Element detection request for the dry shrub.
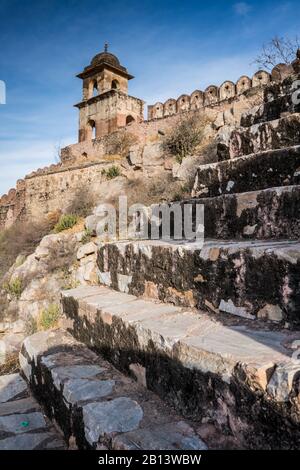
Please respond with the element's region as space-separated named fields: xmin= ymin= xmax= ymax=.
xmin=46 ymin=237 xmax=77 ymax=273
xmin=65 ymin=186 xmax=97 ymax=218
xmin=108 ymin=173 xmax=190 ymax=209
xmin=0 ymin=217 xmax=56 ymax=281
xmin=0 ymin=353 xmax=19 ymax=375
xmin=163 ymin=115 xmax=208 ymax=163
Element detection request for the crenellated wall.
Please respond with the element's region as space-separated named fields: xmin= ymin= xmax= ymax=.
xmin=0 ymin=58 xmax=297 ymax=231
xmin=147 ymin=63 xmax=294 ymax=120
xmin=0 ymin=179 xmax=26 ymax=229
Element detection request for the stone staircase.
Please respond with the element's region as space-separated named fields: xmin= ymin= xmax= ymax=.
xmin=12 ymin=74 xmax=300 ymax=450
xmin=95 ymin=77 xmax=300 ymax=329
xmin=60 ymin=285 xmax=300 ymax=449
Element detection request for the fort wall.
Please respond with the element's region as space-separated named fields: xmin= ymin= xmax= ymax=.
xmin=0 ymin=60 xmax=295 ymax=230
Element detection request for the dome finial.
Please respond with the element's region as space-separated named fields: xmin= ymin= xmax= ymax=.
xmin=104 ymin=42 xmax=108 ymax=53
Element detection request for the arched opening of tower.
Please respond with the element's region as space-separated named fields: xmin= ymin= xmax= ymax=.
xmin=88 ymin=120 xmax=96 ymax=140
xmin=92 ymin=81 xmax=98 ymax=97
xmin=111 ymin=79 xmax=119 ymax=90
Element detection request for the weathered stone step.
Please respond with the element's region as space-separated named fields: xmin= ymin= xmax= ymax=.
xmin=176 ymin=185 xmax=300 ymax=240
xmin=61 ymin=285 xmax=300 ymax=449
xmin=219 ymin=114 xmax=300 ymax=159
xmin=192 ymin=145 xmax=300 ymax=198
xmin=20 ymin=329 xmax=208 ymax=450
xmin=241 ymin=85 xmax=300 ymax=127
xmin=97 ymin=239 xmax=300 ymax=327
xmin=0 ymin=373 xmax=65 ymax=450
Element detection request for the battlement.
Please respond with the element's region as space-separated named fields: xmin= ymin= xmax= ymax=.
xmin=147 ymin=63 xmax=294 ymax=120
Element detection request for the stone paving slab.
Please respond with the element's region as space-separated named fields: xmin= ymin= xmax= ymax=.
xmin=0 ymin=397 xmax=38 ymax=417
xmin=0 ymin=432 xmax=64 ymax=450
xmin=0 ymin=372 xmax=65 ymax=450
xmin=112 ymin=421 xmax=207 ymax=450
xmin=0 ymin=374 xmax=28 ymax=403
xmin=20 ymin=329 xmax=208 ymax=450
xmin=62 ymin=286 xmax=300 ymax=449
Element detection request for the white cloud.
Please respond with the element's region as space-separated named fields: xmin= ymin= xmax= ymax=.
xmin=234 ymin=2 xmax=252 ymax=16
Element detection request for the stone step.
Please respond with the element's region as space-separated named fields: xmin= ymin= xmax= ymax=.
xmin=0 ymin=373 xmax=65 ymax=450
xmin=219 ymin=114 xmax=300 ymax=159
xmin=97 ymin=239 xmax=300 ymax=327
xmin=241 ymin=91 xmax=300 ymax=127
xmin=20 ymin=329 xmax=208 ymax=450
xmin=61 ymin=285 xmax=300 ymax=449
xmin=176 ymin=185 xmax=300 ymax=240
xmin=192 ymin=145 xmax=300 ymax=198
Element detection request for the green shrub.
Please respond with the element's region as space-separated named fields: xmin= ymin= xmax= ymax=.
xmin=54 ymin=214 xmax=78 ymax=233
xmin=38 ymin=304 xmax=60 ymax=330
xmin=101 ymin=165 xmax=121 ymax=180
xmin=3 ymin=277 xmax=23 ymax=300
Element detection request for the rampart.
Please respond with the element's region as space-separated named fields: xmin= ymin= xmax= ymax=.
xmin=0 ymin=60 xmax=296 ymax=230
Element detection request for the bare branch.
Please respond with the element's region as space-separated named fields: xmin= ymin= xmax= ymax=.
xmin=253 ymin=35 xmax=300 ymax=71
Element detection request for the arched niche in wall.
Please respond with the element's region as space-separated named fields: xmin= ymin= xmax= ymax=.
xmin=190 ymin=90 xmax=204 ymax=110
xmin=163 ymin=98 xmax=177 ymax=116
xmin=204 ymin=85 xmax=218 ymax=106
xmin=176 ymin=94 xmax=190 ymax=112
xmin=236 ymin=75 xmax=252 ymax=95
xmin=252 ymin=70 xmax=271 ymax=87
xmin=219 ymin=81 xmax=236 ymax=101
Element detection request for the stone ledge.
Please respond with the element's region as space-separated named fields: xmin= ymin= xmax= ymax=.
xmin=97 ymin=238 xmax=300 ymax=326
xmin=192 ymin=145 xmax=300 ymax=197
xmin=61 ymin=286 xmax=300 ymax=449
xmin=174 ymin=185 xmax=300 ymax=240
xmin=219 ymin=113 xmax=300 ymax=159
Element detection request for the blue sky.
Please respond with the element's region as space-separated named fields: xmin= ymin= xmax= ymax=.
xmin=0 ymin=0 xmax=299 ymax=194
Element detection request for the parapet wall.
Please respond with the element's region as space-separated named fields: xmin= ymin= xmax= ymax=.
xmin=148 ymin=63 xmax=294 ymax=120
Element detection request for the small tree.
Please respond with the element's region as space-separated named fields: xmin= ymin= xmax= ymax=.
xmin=163 ymin=116 xmax=206 ymax=163
xmin=253 ymin=35 xmax=300 ymax=70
